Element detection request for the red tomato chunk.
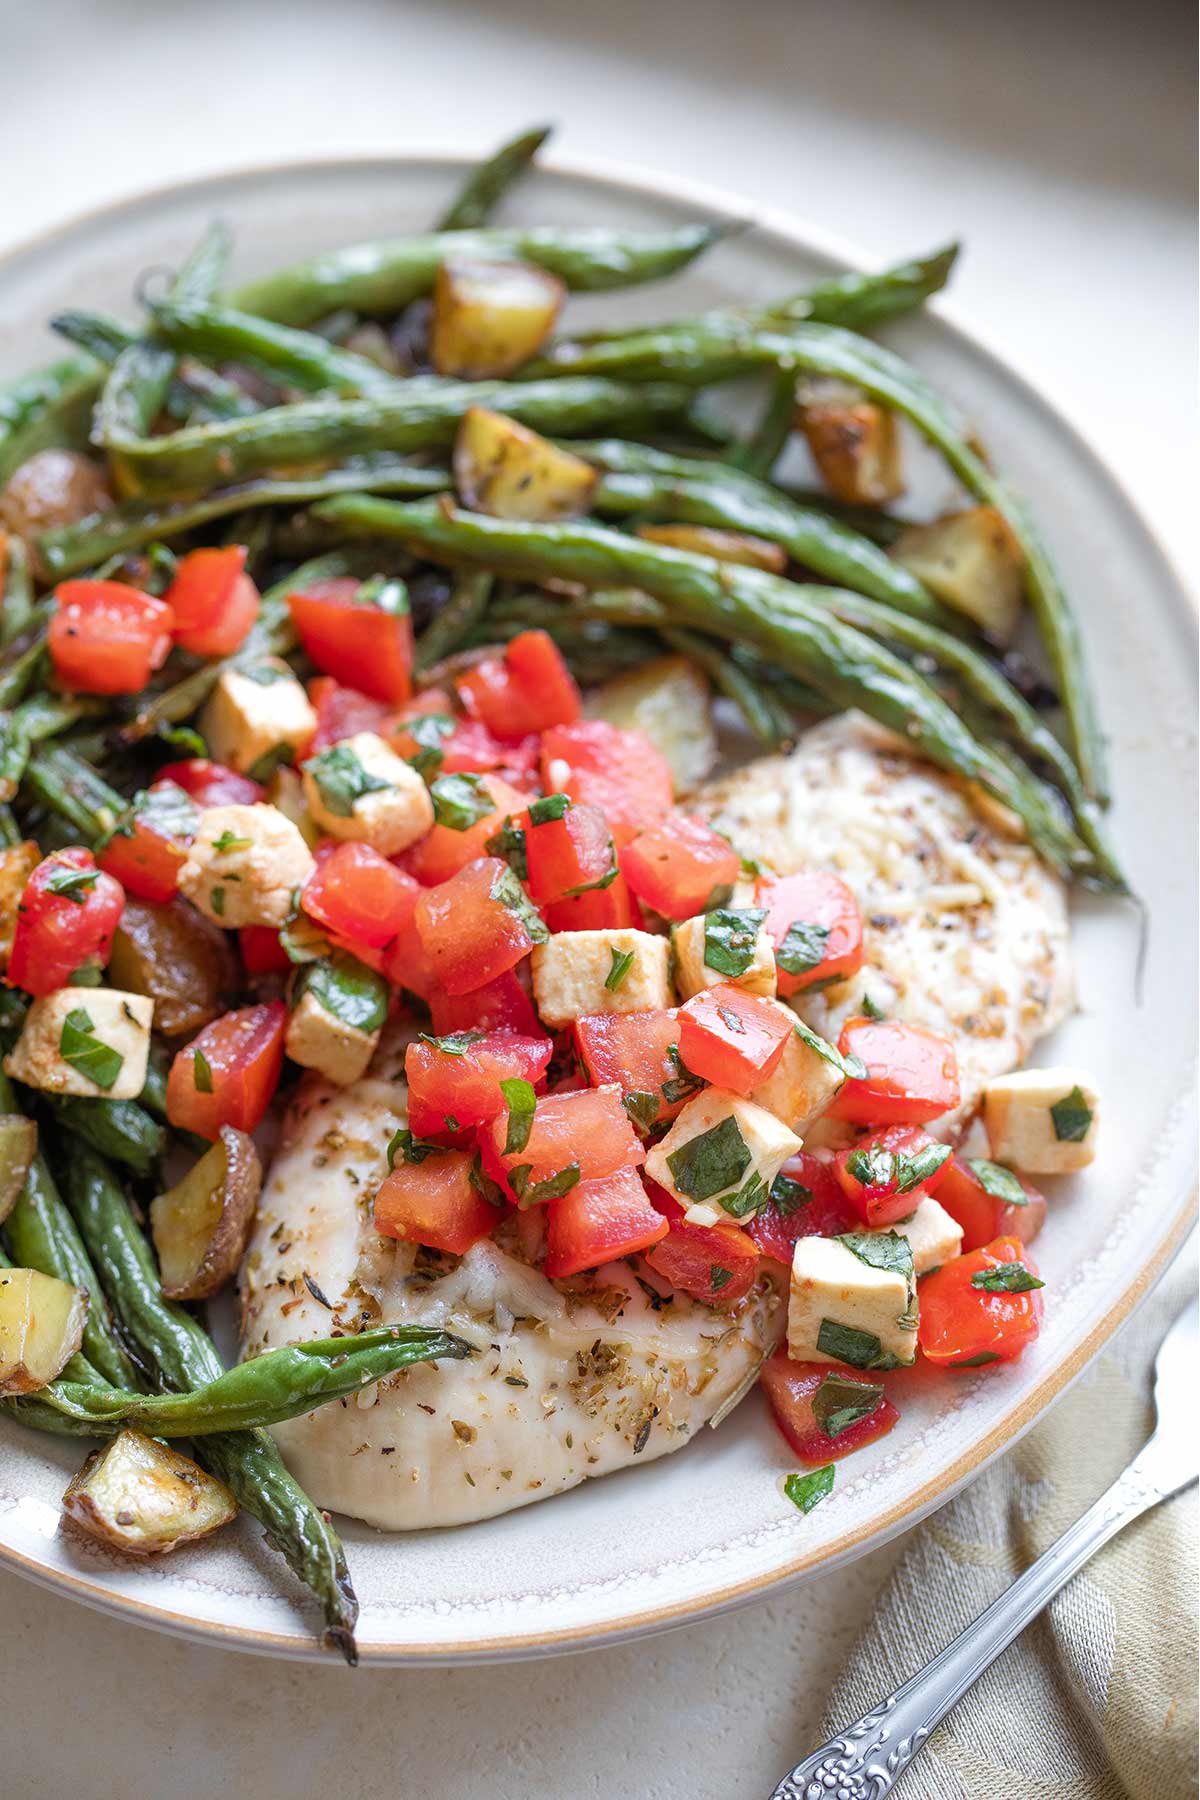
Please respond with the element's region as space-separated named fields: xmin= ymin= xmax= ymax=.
xmin=573 ymin=1007 xmax=694 ymax=1129
xmin=428 ymin=968 xmax=541 ymax=1039
xmin=833 ymin=1123 xmax=952 ymax=1228
xmin=521 ymin=798 xmax=614 ymax=906
xmin=827 ymin=1018 xmax=960 ymax=1124
xmin=400 ymin=774 xmax=533 ymax=887
xmin=623 ymin=815 xmax=740 ymax=920
xmin=483 ymin=1084 xmax=642 ymax=1200
xmin=8 ymin=848 xmax=124 ymax=994
xmin=166 ymin=1000 xmax=287 ymax=1140
xmin=239 ymin=926 xmax=293 ymax=975
xmin=540 ymin=720 xmax=673 ymax=846
xmin=302 ymin=841 xmax=419 ymax=953
xmin=457 ymin=629 xmax=581 ymax=739
xmin=165 ymin=546 xmax=258 ymax=657
xmin=759 ymin=1350 xmax=899 ymax=1464
xmin=49 ymin=580 xmax=173 ymax=695
xmin=644 ymin=1187 xmax=761 ymax=1307
xmin=307 ymin=677 xmax=392 ymax=753
xmin=98 ymin=781 xmax=198 ymax=904
xmin=155 ymin=759 xmax=263 ymax=808
xmin=677 ymin=983 xmax=792 ymax=1093
xmin=756 ymin=870 xmax=864 ymax=996
xmin=374 ymin=1150 xmax=500 ymax=1255
xmin=543 ymin=1168 xmax=668 ymax=1278
xmin=288 ymin=575 xmax=413 ymax=704
xmin=918 ymin=1234 xmax=1044 ymax=1369
xmin=935 ymin=1156 xmax=1047 ymax=1254
xmin=405 ymin=1030 xmax=552 ymax=1129
xmin=414 ymin=856 xmax=545 ymax=995
xmin=543 ymin=870 xmax=643 ymax=932
xmin=746 ymin=1153 xmax=859 ymax=1265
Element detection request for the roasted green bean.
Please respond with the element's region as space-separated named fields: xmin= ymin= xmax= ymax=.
xmin=437 ymin=126 xmax=553 ymax=230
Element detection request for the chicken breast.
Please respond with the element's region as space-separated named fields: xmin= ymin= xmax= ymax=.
xmin=693 ymin=712 xmax=1074 ymax=1137
xmin=240 ymin=1031 xmax=783 ymax=1530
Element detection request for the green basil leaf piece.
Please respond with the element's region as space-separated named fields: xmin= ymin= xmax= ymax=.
xmin=838 ymin=1230 xmax=915 ymax=1285
xmin=666 ymin=1113 xmax=750 ymax=1202
xmin=776 ymin=917 xmax=831 ymax=977
xmin=791 ymin=1017 xmax=866 ymax=1082
xmin=605 ymin=947 xmax=635 ymax=991
xmin=402 ymin=713 xmax=455 ymax=781
xmin=301 ymin=954 xmax=389 ymax=1034
xmin=769 ymin=1172 xmax=812 ymax=1216
xmin=970 ymin=1261 xmax=1045 ymax=1294
xmin=710 ymin=1265 xmax=733 ymax=1292
xmin=430 ymin=771 xmax=493 ymax=831
xmin=783 ymin=1465 xmax=835 ymax=1514
xmin=528 ymin=793 xmax=570 ymax=825
xmin=211 ymin=829 xmax=251 ymax=854
xmin=661 ymin=1044 xmax=705 ymax=1106
xmin=59 ymin=1007 xmax=124 ymax=1092
xmin=815 ymin=1317 xmax=904 ymax=1370
xmin=508 ymin=1161 xmax=581 ymax=1207
xmin=1050 ymin=1086 xmax=1094 ymax=1143
xmin=387 ymin=1128 xmax=442 ymax=1169
xmin=967 ymin=1158 xmax=1027 ymax=1205
xmin=488 ymin=864 xmax=549 ymax=945
xmin=810 ymin=1372 xmax=884 ymax=1439
xmin=703 ymin=906 xmax=767 ymax=977
xmin=500 ymin=1077 xmax=537 ymax=1156
xmin=484 ymin=815 xmax=528 ymax=881
xmin=44 ymin=864 xmax=99 ymax=903
xmin=419 ymin=1030 xmax=486 ymax=1056
xmin=622 ymin=1090 xmax=660 ymax=1133
xmin=304 ymin=744 xmax=391 ymax=818
xmin=192 ymin=1047 xmax=214 ymax=1094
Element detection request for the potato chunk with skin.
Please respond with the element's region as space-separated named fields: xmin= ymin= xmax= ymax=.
xmin=531 ymin=929 xmax=672 ymax=1027
xmin=787 ymin=1234 xmax=918 ymax=1367
xmin=62 ymin=1429 xmax=237 ymax=1556
xmin=0 ymin=840 xmax=40 ymax=967
xmin=585 ymin=654 xmax=717 ymax=793
xmin=431 ymin=257 xmax=565 ymax=378
xmin=178 ymin=803 xmax=315 ymax=929
xmin=150 ymin=1125 xmax=261 ymax=1301
xmin=795 ymin=380 xmax=903 ymax=506
xmin=645 ymin=1086 xmax=801 ymax=1224
xmin=302 ymin=732 xmax=433 ymax=855
xmin=892 ymin=507 xmax=1025 ymax=644
xmin=673 ymin=909 xmax=776 ymax=1000
xmin=453 ymin=406 xmax=598 ymax=521
xmin=0 ymin=1267 xmax=88 ymax=1395
xmin=199 ymin=658 xmax=317 ymax=779
xmin=108 ymin=895 xmax=238 ymax=1037
xmin=4 ymin=989 xmax=153 ymax=1100
xmin=983 ymin=1067 xmax=1098 ymax=1173
xmin=748 ymin=1000 xmax=844 ymax=1132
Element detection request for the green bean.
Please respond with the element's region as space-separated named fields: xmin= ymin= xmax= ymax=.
xmin=49 ymin=1097 xmax=166 ymax=1178
xmin=0 ymin=355 xmax=101 ymax=486
xmin=24 ymin=743 xmax=123 ymax=843
xmin=437 ymin=125 xmax=553 ymax=230
xmin=230 ymin=223 xmax=725 ymax=326
xmin=105 ymin=377 xmax=697 ymax=500
xmin=415 ymin=569 xmax=492 ymax=669
xmin=533 ymin=319 xmax=1106 ymax=799
xmin=0 ymin=604 xmax=53 ymax=711
xmin=51 ymin=310 xmax=136 ymax=367
xmin=53 ymin=309 xmax=256 ymax=426
xmin=730 ymin=371 xmax=796 ymax=479
xmin=150 ymin=300 xmax=405 ymax=399
xmin=0 ymin=713 xmax=30 ymax=802
xmin=315 ymin=495 xmax=1091 ymax=878
xmin=660 ymin=624 xmax=791 ymax=747
xmin=1 ymin=531 xmax=35 ymax=647
xmin=172 ymin=219 xmax=233 ymax=304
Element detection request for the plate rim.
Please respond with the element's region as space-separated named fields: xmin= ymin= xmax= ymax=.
xmin=0 ymin=147 xmax=1195 ymax=1664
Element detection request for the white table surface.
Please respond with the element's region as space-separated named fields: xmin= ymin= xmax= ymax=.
xmin=2 ymin=2 xmax=1193 ymax=1795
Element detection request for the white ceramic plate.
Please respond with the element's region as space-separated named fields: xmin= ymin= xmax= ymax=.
xmin=0 ymin=155 xmax=1194 ymax=1663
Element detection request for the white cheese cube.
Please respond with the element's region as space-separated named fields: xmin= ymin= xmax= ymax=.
xmin=644 ymin=1087 xmax=800 ymax=1222
xmin=302 ymin=732 xmax=433 ymax=856
xmin=748 ymin=1000 xmax=844 ymax=1131
xmin=787 ymin=1234 xmax=918 ymax=1367
xmin=199 ymin=660 xmax=317 ymax=778
xmin=285 ymin=988 xmax=380 ymax=1086
xmin=4 ymin=989 xmax=153 ymax=1100
xmin=179 ymin=803 xmax=315 ymax=929
xmin=890 ymin=1196 xmax=963 ymax=1275
xmin=531 ymin=929 xmax=672 ymax=1027
xmin=983 ymin=1067 xmax=1098 ymax=1173
xmin=673 ymin=910 xmax=776 ymax=1000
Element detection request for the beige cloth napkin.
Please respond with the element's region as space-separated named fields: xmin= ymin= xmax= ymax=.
xmin=822 ymin=1251 xmax=1198 ymax=1800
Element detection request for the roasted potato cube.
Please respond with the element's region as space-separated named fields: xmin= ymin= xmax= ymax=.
xmin=431 ymin=257 xmax=565 ymax=378
xmin=0 ymin=840 xmax=41 ymax=966
xmin=150 ymin=1125 xmax=261 ymax=1300
xmin=585 ymin=653 xmax=717 ymax=793
xmin=453 ymin=406 xmax=598 ymax=521
xmin=0 ymin=1266 xmax=87 ymax=1394
xmin=796 ymin=379 xmax=903 ymax=506
xmin=62 ymin=1428 xmax=237 ymax=1556
xmin=635 ymin=524 xmax=787 ymax=573
xmin=891 ymin=506 xmax=1025 ymax=643
xmin=108 ymin=895 xmax=239 ymax=1038
xmin=0 ymin=1114 xmax=36 ymax=1225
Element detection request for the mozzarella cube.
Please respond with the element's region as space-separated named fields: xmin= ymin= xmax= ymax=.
xmin=787 ymin=1234 xmax=918 ymax=1367
xmin=178 ymin=803 xmax=315 ymax=929
xmin=983 ymin=1067 xmax=1098 ymax=1173
xmin=302 ymin=732 xmax=433 ymax=856
xmin=200 ymin=660 xmax=317 ymax=778
xmin=531 ymin=929 xmax=672 ymax=1027
xmin=285 ymin=988 xmax=380 ymax=1086
xmin=644 ymin=1087 xmax=801 ymax=1222
xmin=749 ymin=1001 xmax=844 ymax=1131
xmin=673 ymin=910 xmax=776 ymax=1000
xmin=4 ymin=988 xmax=153 ymax=1100
xmin=889 ymin=1196 xmax=963 ymax=1275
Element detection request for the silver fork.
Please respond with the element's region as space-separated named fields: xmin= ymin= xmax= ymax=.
xmin=770 ymin=1300 xmax=1198 ymax=1800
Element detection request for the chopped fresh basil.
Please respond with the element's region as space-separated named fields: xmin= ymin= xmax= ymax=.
xmin=211 ymin=829 xmax=252 ymax=854
xmin=845 ymin=1138 xmax=951 ymax=1196
xmin=954 ymin=1350 xmax=1002 ymax=1368
xmin=488 ymin=864 xmax=549 ymax=944
xmin=784 ymin=1465 xmax=834 ymax=1514
xmin=815 ymin=1317 xmax=903 ymax=1370
xmin=247 ymin=742 xmax=295 ymax=785
xmin=792 ymin=1017 xmax=868 ymax=1083
xmin=402 ymin=713 xmax=455 ymax=781
xmin=210 ymin=885 xmax=226 ymax=918
xmin=240 ymin=662 xmax=291 ymax=686
xmin=419 ymin=1029 xmax=486 ymax=1056
xmin=357 ymin=574 xmax=409 ymax=616
xmin=660 ymin=1044 xmax=704 ymax=1106
xmin=301 ymin=955 xmax=389 ymax=1034
xmin=666 ymin=1113 xmax=750 ymax=1202
xmin=279 ymin=916 xmax=330 ymax=964
xmin=59 ymin=1008 xmax=124 ymax=1092
xmin=44 ymin=864 xmax=99 ymax=903
xmin=468 ymin=1153 xmax=508 ymax=1208
xmin=605 ymin=947 xmax=635 ymax=991
xmin=430 ymin=771 xmax=493 ymax=831
xmin=971 ymin=1260 xmax=1045 ymax=1294
xmin=508 ymin=1161 xmax=581 ymax=1207
xmin=860 ymin=993 xmax=886 ymax=1021
xmin=776 ymin=917 xmax=831 ymax=977
xmin=192 ymin=1047 xmax=214 ymax=1094
xmin=67 ymin=961 xmax=103 ymax=987
xmin=386 ymin=1128 xmax=442 ymax=1169
xmin=811 ymin=1372 xmax=884 ymax=1439
xmin=156 ymin=721 xmax=206 ymax=758
xmin=499 ymin=1077 xmax=537 ymax=1155
xmin=528 ymin=792 xmax=570 ymax=826
xmin=304 ymin=743 xmax=391 ymax=818
xmin=721 ymin=1169 xmax=769 ymax=1218
xmin=484 ymin=815 xmax=529 ymax=881
xmin=968 ymin=1158 xmax=1027 ymax=1205
xmin=769 ymin=1172 xmax=812 ymax=1216
xmin=702 ymin=906 xmax=767 ymax=977
xmin=710 ymin=1265 xmax=733 ymax=1292
xmin=128 ymin=780 xmax=198 ymax=845
xmin=622 ymin=1090 xmax=661 ymax=1133
xmin=1050 ymin=1086 xmax=1094 ymax=1143
xmin=839 ymin=1230 xmax=915 ymax=1286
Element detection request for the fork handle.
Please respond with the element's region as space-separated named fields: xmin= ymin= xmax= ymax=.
xmin=771 ymin=1436 xmax=1182 ymax=1799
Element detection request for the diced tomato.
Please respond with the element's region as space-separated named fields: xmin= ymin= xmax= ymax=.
xmin=374 ymin=1148 xmax=500 ymax=1254
xmin=166 ymin=1000 xmax=287 ymax=1140
xmin=623 ymin=815 xmax=740 ymax=920
xmin=307 ymin=676 xmax=392 ymax=754
xmin=573 ymin=1007 xmax=695 ymax=1129
xmin=759 ymin=1350 xmax=899 ymax=1464
xmin=239 ymin=925 xmax=292 ymax=975
xmin=7 ymin=848 xmax=125 ymax=994
xmin=165 ymin=547 xmax=259 ymax=656
xmin=543 ymin=870 xmax=643 ymax=932
xmin=288 ymin=575 xmax=413 ymax=704
xmin=405 ymin=1029 xmax=553 ymax=1129
xmin=483 ymin=1084 xmax=642 ymax=1201
xmin=155 ymin=759 xmax=263 ymax=808
xmin=827 ymin=1018 xmax=960 ymax=1124
xmin=48 ymin=580 xmax=174 ymax=695
xmin=301 ymin=841 xmax=419 ymax=953
xmin=380 ymin=929 xmax=438 ymax=1000
xmin=98 ymin=780 xmax=198 ymax=904
xmin=833 ymin=1123 xmax=953 ymax=1228
xmin=677 ymin=983 xmax=792 ymax=1094
xmin=935 ymin=1157 xmax=1047 ymax=1255
xmin=540 ymin=720 xmax=674 ymax=846
xmin=745 ymin=1153 xmax=858 ymax=1266
xmin=756 ymin=870 xmax=864 ymax=996
xmin=543 ymin=1168 xmax=668 ymax=1278
xmin=521 ymin=798 xmax=615 ymax=906
xmin=387 ymin=692 xmax=539 ymax=783
xmin=414 ymin=856 xmax=544 ymax=995
xmin=428 ymin=968 xmax=540 ymax=1038
xmin=918 ymin=1235 xmax=1045 ymax=1369
xmin=399 ymin=774 xmax=534 ymax=887
xmin=457 ymin=630 xmax=581 ymax=740
xmin=644 ymin=1188 xmax=761 ymax=1306
xmin=405 ymin=1095 xmax=476 ymax=1148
